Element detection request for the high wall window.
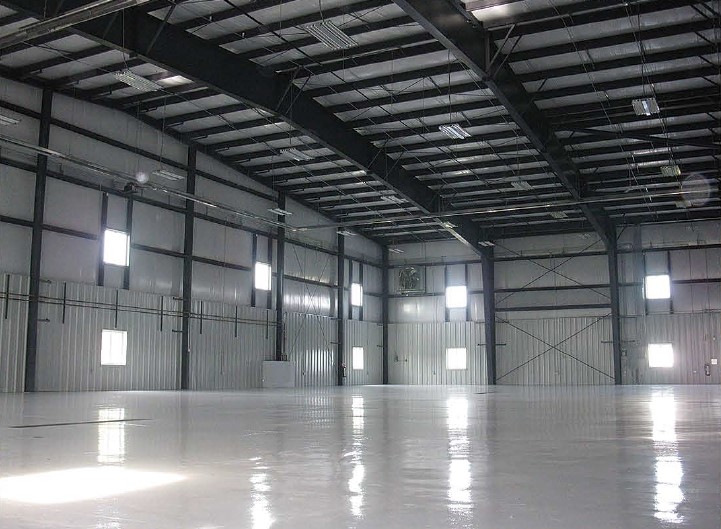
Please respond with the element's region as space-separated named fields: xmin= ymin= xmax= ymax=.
xmin=446 ymin=347 xmax=467 ymax=370
xmin=445 ymin=285 xmax=467 ymax=309
xmin=644 ymin=274 xmax=671 ymax=299
xmin=648 ymin=343 xmax=674 ymax=368
xmin=103 ymin=229 xmax=130 ymax=267
xmin=254 ymin=262 xmax=272 ymax=291
xmin=352 ymin=347 xmax=364 ymax=370
xmin=351 ymin=283 xmax=363 ymax=307
xmin=101 ymin=329 xmax=127 ymax=366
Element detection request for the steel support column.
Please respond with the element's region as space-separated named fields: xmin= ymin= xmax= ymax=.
xmin=481 ymin=247 xmax=497 ymax=385
xmin=608 ymin=241 xmax=623 ymax=385
xmin=23 ymin=87 xmax=52 ymax=392
xmin=381 ymin=247 xmax=389 ymax=384
xmin=337 ymin=233 xmax=345 ymax=386
xmin=180 ymin=145 xmax=196 ymax=390
xmin=274 ymin=194 xmax=285 ymax=361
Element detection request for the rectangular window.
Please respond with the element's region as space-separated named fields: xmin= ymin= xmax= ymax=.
xmin=103 ymin=229 xmax=130 ymax=267
xmin=101 ymin=329 xmax=127 ymax=366
xmin=446 ymin=347 xmax=467 ymax=370
xmin=648 ymin=343 xmax=674 ymax=368
xmin=254 ymin=262 xmax=272 ymax=290
xmin=644 ymin=274 xmax=671 ymax=299
xmin=351 ymin=283 xmax=363 ymax=307
xmin=352 ymin=347 xmax=364 ymax=370
xmin=445 ymin=285 xmax=467 ymax=309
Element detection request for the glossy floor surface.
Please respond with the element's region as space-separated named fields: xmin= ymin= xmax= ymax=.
xmin=1 ymin=385 xmax=719 ymax=529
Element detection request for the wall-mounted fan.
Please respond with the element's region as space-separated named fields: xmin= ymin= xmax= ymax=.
xmin=397 ymin=266 xmax=425 ymax=294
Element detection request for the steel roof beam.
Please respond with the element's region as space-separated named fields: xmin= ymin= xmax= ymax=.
xmin=392 ymin=0 xmax=614 ymax=245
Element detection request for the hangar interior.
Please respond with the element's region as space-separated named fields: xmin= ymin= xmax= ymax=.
xmin=0 ymin=0 xmax=719 ymax=528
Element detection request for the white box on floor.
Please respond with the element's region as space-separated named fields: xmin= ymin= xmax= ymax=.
xmin=262 ymin=361 xmax=296 ymax=388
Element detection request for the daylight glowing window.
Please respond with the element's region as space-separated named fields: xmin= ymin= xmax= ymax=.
xmin=445 ymin=285 xmax=467 ymax=309
xmin=648 ymin=343 xmax=674 ymax=368
xmin=644 ymin=274 xmax=671 ymax=299
xmin=103 ymin=229 xmax=130 ymax=266
xmin=254 ymin=262 xmax=272 ymax=291
xmin=446 ymin=347 xmax=467 ymax=370
xmin=351 ymin=283 xmax=363 ymax=307
xmin=101 ymin=329 xmax=127 ymax=366
xmin=352 ymin=347 xmax=364 ymax=370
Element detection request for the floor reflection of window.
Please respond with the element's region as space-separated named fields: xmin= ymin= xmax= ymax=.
xmin=97 ymin=408 xmax=126 ymax=464
xmin=250 ymin=460 xmax=273 ymax=529
xmin=447 ymin=397 xmax=472 ymax=516
xmin=349 ymin=396 xmax=365 ymax=517
xmin=650 ymin=392 xmax=684 ymax=524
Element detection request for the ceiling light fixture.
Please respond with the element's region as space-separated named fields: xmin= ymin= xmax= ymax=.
xmin=439 ymin=124 xmax=471 ymax=140
xmin=550 ymin=211 xmax=568 ymax=219
xmin=661 ymin=164 xmax=681 ymax=177
xmin=113 ymin=70 xmax=162 ymax=92
xmin=280 ymin=147 xmax=314 ymax=162
xmin=510 ymin=181 xmax=532 ymax=191
xmin=478 ymin=241 xmax=495 ymax=247
xmin=388 ymin=247 xmax=404 ymax=254
xmin=268 ymin=207 xmax=292 ymax=216
xmin=152 ymin=169 xmax=184 ymax=181
xmin=0 ymin=114 xmax=20 ymax=126
xmin=304 ymin=20 xmax=358 ymax=50
xmin=441 ymin=221 xmax=457 ymax=229
xmin=338 ymin=229 xmax=355 ymax=236
xmin=380 ymin=195 xmax=404 ymax=204
xmin=632 ymin=97 xmax=660 ymax=116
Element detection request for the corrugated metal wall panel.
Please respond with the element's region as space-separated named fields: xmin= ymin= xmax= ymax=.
xmin=388 ymin=322 xmax=487 ymax=385
xmin=188 ymin=300 xmax=275 ymax=390
xmin=496 ymin=316 xmax=614 ymax=385
xmin=35 ymin=279 xmax=180 ymax=391
xmin=284 ymin=311 xmax=336 ymax=387
xmin=623 ymin=313 xmax=721 ymax=385
xmin=0 ymin=273 xmax=29 ymax=392
xmin=345 ymin=320 xmax=383 ymax=386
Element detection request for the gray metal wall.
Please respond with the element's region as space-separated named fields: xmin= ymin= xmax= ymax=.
xmin=345 ymin=320 xmax=383 ymax=386
xmin=0 ymin=76 xmax=384 ymax=392
xmin=388 ymin=322 xmax=487 ymax=385
xmin=0 ymin=274 xmax=28 ymax=392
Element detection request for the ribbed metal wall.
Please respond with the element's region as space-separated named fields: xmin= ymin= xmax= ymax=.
xmin=344 ymin=320 xmax=383 ymax=386
xmin=496 ymin=316 xmax=614 ymax=385
xmin=388 ymin=322 xmax=487 ymax=385
xmin=188 ymin=300 xmax=275 ymax=390
xmin=0 ymin=273 xmax=29 ymax=392
xmin=284 ymin=311 xmax=336 ymax=387
xmin=623 ymin=313 xmax=721 ymax=385
xmin=35 ymin=279 xmax=180 ymax=391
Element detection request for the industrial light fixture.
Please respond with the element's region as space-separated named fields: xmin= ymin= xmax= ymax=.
xmin=113 ymin=70 xmax=162 ymax=92
xmin=0 ymin=114 xmax=20 ymax=126
xmin=152 ymin=169 xmax=184 ymax=181
xmin=388 ymin=247 xmax=404 ymax=254
xmin=661 ymin=164 xmax=681 ymax=177
xmin=439 ymin=124 xmax=471 ymax=140
xmin=280 ymin=147 xmax=314 ymax=162
xmin=550 ymin=211 xmax=568 ymax=219
xmin=478 ymin=241 xmax=495 ymax=247
xmin=380 ymin=195 xmax=404 ymax=204
xmin=338 ymin=229 xmax=355 ymax=236
xmin=304 ymin=20 xmax=357 ymax=50
xmin=511 ymin=180 xmax=532 ymax=191
xmin=268 ymin=207 xmax=292 ymax=216
xmin=632 ymin=97 xmax=660 ymax=116
xmin=441 ymin=221 xmax=457 ymax=229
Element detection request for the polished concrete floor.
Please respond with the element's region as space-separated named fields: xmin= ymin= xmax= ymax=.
xmin=0 ymin=385 xmax=719 ymax=529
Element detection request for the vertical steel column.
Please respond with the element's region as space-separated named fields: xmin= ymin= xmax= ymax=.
xmin=481 ymin=247 xmax=496 ymax=385
xmin=250 ymin=234 xmax=257 ymax=307
xmin=180 ymin=145 xmax=196 ymax=390
xmin=358 ymin=262 xmax=364 ymax=322
xmin=608 ymin=242 xmax=623 ymax=385
xmin=337 ymin=233 xmax=345 ymax=386
xmin=24 ymin=88 xmax=53 ymax=392
xmin=97 ymin=193 xmax=108 ymax=286
xmin=381 ymin=247 xmax=389 ymax=384
xmin=274 ymin=194 xmax=285 ymax=361
xmin=348 ymin=259 xmax=353 ymax=320
xmin=123 ymin=196 xmax=132 ymax=290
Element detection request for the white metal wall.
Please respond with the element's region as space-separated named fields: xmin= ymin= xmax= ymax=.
xmin=345 ymin=320 xmax=383 ymax=385
xmin=388 ymin=322 xmax=487 ymax=385
xmin=34 ymin=279 xmax=180 ymax=391
xmin=0 ymin=274 xmax=29 ymax=392
xmin=188 ymin=300 xmax=275 ymax=390
xmin=285 ymin=311 xmax=336 ymax=387
xmin=496 ymin=317 xmax=614 ymax=385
